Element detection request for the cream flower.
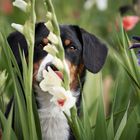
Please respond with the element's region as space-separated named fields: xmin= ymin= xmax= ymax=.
xmin=11 ymin=23 xmax=24 ymax=33
xmin=84 ymin=0 xmax=95 ymax=10
xmin=84 ymin=0 xmax=108 ymax=11
xmin=52 ymin=57 xmax=64 ymax=71
xmin=96 ymin=0 xmax=108 ymax=11
xmin=48 ymin=32 xmax=59 ymax=45
xmin=46 ymin=12 xmax=53 ymax=20
xmin=13 ymin=0 xmax=28 ymax=12
xmin=39 ymin=67 xmax=75 ymax=115
xmin=45 ymin=21 xmax=54 ymax=32
xmin=49 ymin=87 xmax=76 ymax=115
xmin=43 ymin=43 xmax=58 ymax=56
xmin=39 ymin=67 xmax=62 ymax=92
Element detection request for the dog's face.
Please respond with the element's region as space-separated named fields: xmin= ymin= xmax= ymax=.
xmin=7 ymin=22 xmax=108 ymax=92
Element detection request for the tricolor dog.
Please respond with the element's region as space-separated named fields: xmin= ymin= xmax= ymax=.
xmin=6 ymin=22 xmax=108 ymax=140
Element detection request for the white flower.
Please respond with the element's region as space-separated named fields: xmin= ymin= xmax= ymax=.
xmin=52 ymin=57 xmax=64 ymax=71
xmin=39 ymin=67 xmax=62 ymax=92
xmin=11 ymin=23 xmax=24 ymax=33
xmin=46 ymin=12 xmax=53 ymax=20
xmin=48 ymin=32 xmax=59 ymax=45
xmin=84 ymin=0 xmax=95 ymax=10
xmin=49 ymin=86 xmax=76 ymax=115
xmin=45 ymin=21 xmax=54 ymax=32
xmin=43 ymin=43 xmax=58 ymax=56
xmin=96 ymin=0 xmax=108 ymax=11
xmin=13 ymin=0 xmax=28 ymax=12
xmin=84 ymin=0 xmax=108 ymax=11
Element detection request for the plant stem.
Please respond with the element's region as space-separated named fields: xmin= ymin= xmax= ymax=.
xmin=23 ymin=0 xmax=37 ymax=139
xmin=44 ymin=0 xmax=70 ymax=90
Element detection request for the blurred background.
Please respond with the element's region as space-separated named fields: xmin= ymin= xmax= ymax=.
xmin=1 ymin=0 xmax=140 ymax=38
xmin=0 ymin=0 xmax=140 ymax=127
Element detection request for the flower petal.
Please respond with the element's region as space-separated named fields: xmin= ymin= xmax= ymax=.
xmin=48 ymin=32 xmax=59 ymax=45
xmin=122 ymin=16 xmax=140 ymax=31
xmin=11 ymin=23 xmax=24 ymax=33
xmin=13 ymin=0 xmax=27 ymax=12
xmin=52 ymin=57 xmax=64 ymax=71
xmin=49 ymin=86 xmax=66 ymax=98
xmin=63 ymin=90 xmax=76 ymax=110
xmin=43 ymin=43 xmax=58 ymax=56
xmin=84 ymin=0 xmax=95 ymax=10
xmin=49 ymin=87 xmax=76 ymax=112
xmin=46 ymin=12 xmax=53 ymax=20
xmin=39 ymin=79 xmax=50 ymax=92
xmin=96 ymin=0 xmax=108 ymax=11
xmin=39 ymin=67 xmax=62 ymax=92
xmin=45 ymin=21 xmax=54 ymax=32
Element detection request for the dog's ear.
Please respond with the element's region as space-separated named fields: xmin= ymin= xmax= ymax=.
xmin=7 ymin=31 xmax=28 ymax=66
xmin=72 ymin=26 xmax=108 ymax=73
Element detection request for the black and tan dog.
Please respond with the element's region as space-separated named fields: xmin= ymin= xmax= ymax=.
xmin=6 ymin=22 xmax=108 ymax=140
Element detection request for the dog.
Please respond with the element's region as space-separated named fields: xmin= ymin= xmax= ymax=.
xmin=6 ymin=22 xmax=108 ymax=140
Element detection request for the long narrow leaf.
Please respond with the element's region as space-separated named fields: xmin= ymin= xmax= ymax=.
xmin=94 ymin=73 xmax=107 ymax=140
xmin=114 ymin=101 xmax=130 ymax=140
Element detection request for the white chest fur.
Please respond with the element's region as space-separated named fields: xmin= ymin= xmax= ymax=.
xmin=35 ymin=86 xmax=70 ymax=140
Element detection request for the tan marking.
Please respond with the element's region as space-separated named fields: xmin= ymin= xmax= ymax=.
xmin=66 ymin=59 xmax=84 ymax=91
xmin=42 ymin=37 xmax=49 ymax=45
xmin=64 ymin=39 xmax=71 ymax=46
xmin=33 ymin=59 xmax=42 ymax=83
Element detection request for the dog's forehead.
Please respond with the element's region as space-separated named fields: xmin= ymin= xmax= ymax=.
xmin=34 ymin=23 xmax=82 ymax=48
xmin=60 ymin=25 xmax=78 ymax=41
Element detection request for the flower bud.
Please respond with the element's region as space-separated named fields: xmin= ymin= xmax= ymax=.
xmin=13 ymin=0 xmax=28 ymax=12
xmin=45 ymin=21 xmax=54 ymax=32
xmin=48 ymin=32 xmax=59 ymax=45
xmin=46 ymin=12 xmax=53 ymax=20
xmin=43 ymin=43 xmax=58 ymax=56
xmin=11 ymin=23 xmax=24 ymax=33
xmin=53 ymin=57 xmax=64 ymax=71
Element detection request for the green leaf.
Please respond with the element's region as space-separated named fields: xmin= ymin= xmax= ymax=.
xmin=94 ymin=73 xmax=107 ymax=140
xmin=81 ymin=94 xmax=94 ymax=140
xmin=114 ymin=101 xmax=130 ymax=140
xmin=120 ymin=108 xmax=138 ymax=140
xmin=0 ymin=106 xmax=17 ymax=140
xmin=32 ymin=94 xmax=42 ymax=140
xmin=0 ymin=33 xmax=30 ymax=140
xmin=107 ymin=80 xmax=118 ymax=140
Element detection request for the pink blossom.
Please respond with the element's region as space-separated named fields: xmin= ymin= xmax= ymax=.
xmin=1 ymin=0 xmax=13 ymax=14
xmin=122 ymin=16 xmax=140 ymax=31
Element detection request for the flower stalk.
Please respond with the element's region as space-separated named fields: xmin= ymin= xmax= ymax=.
xmin=13 ymin=0 xmax=28 ymax=12
xmin=12 ymin=0 xmax=38 ymax=140
xmin=44 ymin=0 xmax=70 ymax=90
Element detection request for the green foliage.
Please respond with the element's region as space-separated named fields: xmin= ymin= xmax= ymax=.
xmin=0 ymin=0 xmax=140 ymax=140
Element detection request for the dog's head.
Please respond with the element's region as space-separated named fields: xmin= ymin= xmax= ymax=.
xmin=7 ymin=22 xmax=108 ymax=92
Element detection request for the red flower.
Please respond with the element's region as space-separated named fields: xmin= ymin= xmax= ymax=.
xmin=1 ymin=0 xmax=13 ymax=15
xmin=122 ymin=16 xmax=140 ymax=31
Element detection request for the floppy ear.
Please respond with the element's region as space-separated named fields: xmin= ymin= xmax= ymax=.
xmin=72 ymin=26 xmax=108 ymax=73
xmin=81 ymin=28 xmax=108 ymax=73
xmin=7 ymin=31 xmax=28 ymax=66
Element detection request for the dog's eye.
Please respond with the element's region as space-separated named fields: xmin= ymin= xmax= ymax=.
xmin=67 ymin=45 xmax=77 ymax=51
